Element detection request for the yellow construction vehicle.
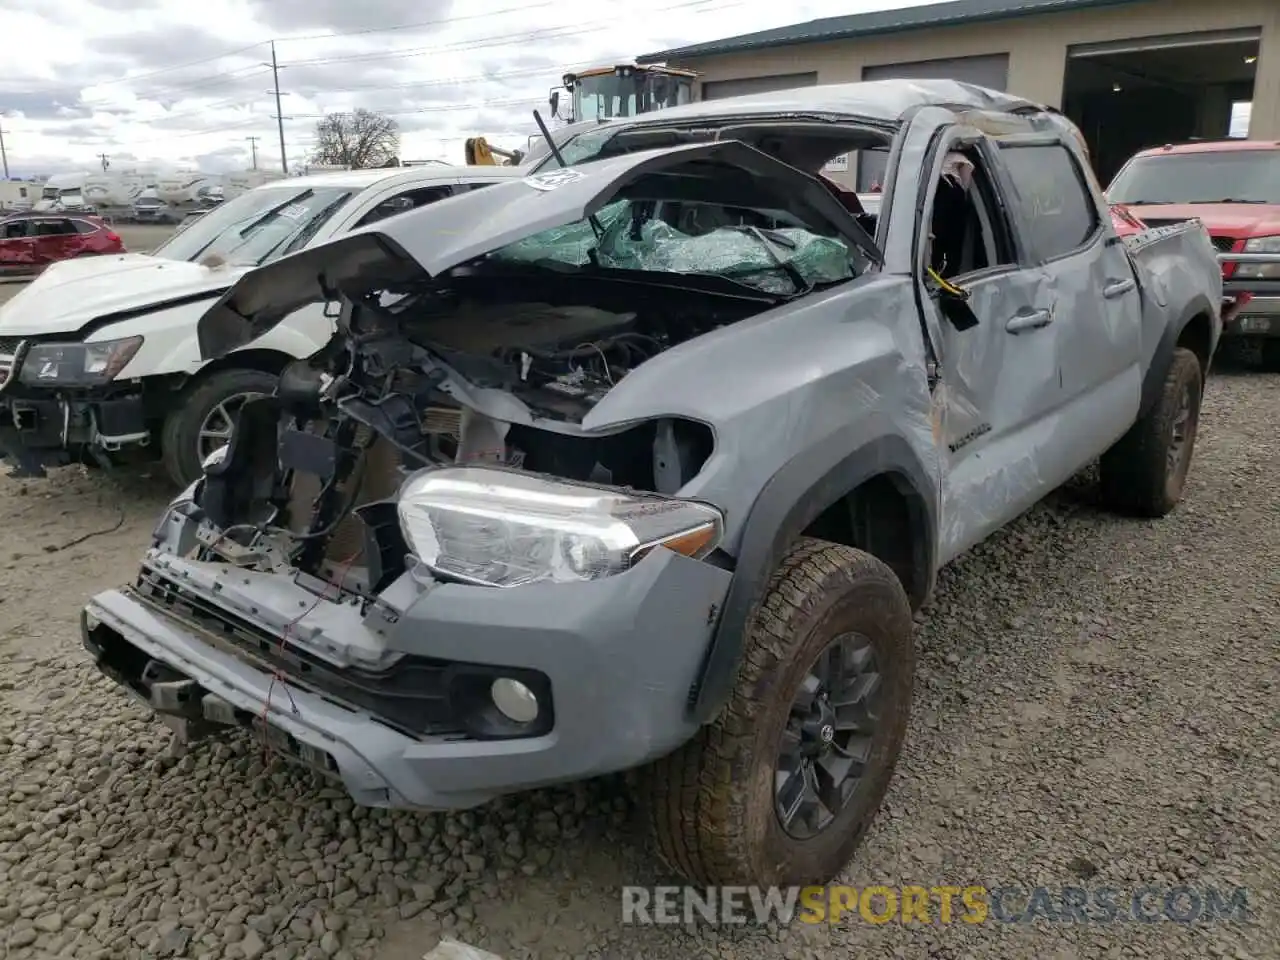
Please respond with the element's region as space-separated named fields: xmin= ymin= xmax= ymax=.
xmin=464 ymin=137 xmax=524 ymax=166
xmin=550 ymin=63 xmax=698 ymax=124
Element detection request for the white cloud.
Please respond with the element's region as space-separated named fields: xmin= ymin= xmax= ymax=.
xmin=0 ymin=0 xmax=940 ymax=177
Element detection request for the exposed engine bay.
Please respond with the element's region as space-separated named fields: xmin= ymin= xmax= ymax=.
xmin=186 ymin=269 xmax=765 ymax=590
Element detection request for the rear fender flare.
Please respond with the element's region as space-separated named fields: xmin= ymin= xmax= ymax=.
xmin=688 ymin=430 xmax=937 ymax=725
xmin=1139 ymin=293 xmax=1218 ymax=419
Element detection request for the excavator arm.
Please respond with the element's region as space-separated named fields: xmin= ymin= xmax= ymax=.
xmin=465 ymin=137 xmax=523 ymax=166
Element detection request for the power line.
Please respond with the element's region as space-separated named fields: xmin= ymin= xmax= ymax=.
xmin=14 ymin=0 xmax=559 ymax=99
xmin=287 ymin=0 xmax=734 ymax=68
xmin=25 ymin=0 xmax=732 ymax=107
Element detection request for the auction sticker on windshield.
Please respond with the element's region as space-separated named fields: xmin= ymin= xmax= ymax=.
xmin=526 ymin=168 xmax=587 ymax=191
xmin=277 ymin=203 xmax=309 ymax=221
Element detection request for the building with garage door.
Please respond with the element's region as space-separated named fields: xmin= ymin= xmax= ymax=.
xmin=637 ymin=0 xmax=1280 ymax=186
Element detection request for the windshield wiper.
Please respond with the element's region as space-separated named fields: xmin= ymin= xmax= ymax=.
xmin=724 ymin=225 xmax=813 ymax=295
xmin=238 ymin=189 xmax=315 ymax=238
xmin=256 ymin=192 xmax=352 ymax=264
xmin=186 ymin=189 xmax=318 ymax=263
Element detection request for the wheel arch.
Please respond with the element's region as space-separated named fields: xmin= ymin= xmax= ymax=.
xmin=191 ymin=347 xmax=294 ymax=381
xmin=688 ymin=431 xmax=938 ymax=725
xmin=1140 ymin=294 xmax=1218 ymax=417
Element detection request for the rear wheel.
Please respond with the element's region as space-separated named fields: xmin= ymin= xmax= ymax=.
xmin=1098 ymin=346 xmax=1203 ymax=517
xmin=641 ymin=538 xmax=915 ymax=886
xmin=160 ymin=367 xmax=278 ymax=487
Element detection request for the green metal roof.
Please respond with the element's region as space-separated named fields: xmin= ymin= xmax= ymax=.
xmin=637 ymin=0 xmax=1146 ymax=62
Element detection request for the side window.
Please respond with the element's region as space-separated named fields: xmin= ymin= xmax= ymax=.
xmin=997 ymin=143 xmax=1099 ymax=261
xmin=2 ymin=219 xmax=28 ymax=239
xmin=34 ymin=219 xmax=74 ymax=236
xmin=460 ymin=181 xmax=495 ymax=192
xmin=927 ymin=146 xmax=1017 ymax=281
xmin=72 ymin=220 xmax=99 ymax=234
xmin=355 ymin=185 xmax=454 ymax=228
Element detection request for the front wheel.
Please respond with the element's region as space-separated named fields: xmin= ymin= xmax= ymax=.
xmin=641 ymin=538 xmax=915 ymax=886
xmin=160 ymin=368 xmax=278 ymax=487
xmin=1098 ymin=346 xmax=1203 ymax=517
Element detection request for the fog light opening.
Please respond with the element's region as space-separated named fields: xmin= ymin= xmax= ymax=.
xmin=491 ymin=678 xmax=539 ymax=724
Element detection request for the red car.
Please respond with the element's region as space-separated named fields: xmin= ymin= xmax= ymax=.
xmin=0 ymin=213 xmax=126 ymax=276
xmin=1106 ymin=140 xmax=1280 ymax=364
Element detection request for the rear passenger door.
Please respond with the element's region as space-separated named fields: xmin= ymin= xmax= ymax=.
xmin=994 ymin=138 xmax=1144 ymax=465
xmin=30 ymin=218 xmax=77 ymax=265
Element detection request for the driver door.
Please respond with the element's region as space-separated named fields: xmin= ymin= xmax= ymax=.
xmin=912 ymin=128 xmax=1070 ymax=564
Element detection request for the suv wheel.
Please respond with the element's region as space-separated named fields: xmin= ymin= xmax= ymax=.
xmin=1098 ymin=346 xmax=1203 ymax=517
xmin=161 ymin=368 xmax=278 ymax=487
xmin=641 ymin=538 xmax=915 ymax=886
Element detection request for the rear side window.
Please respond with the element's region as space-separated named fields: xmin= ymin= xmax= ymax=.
xmin=33 ymin=219 xmax=75 ymax=236
xmin=2 ymin=219 xmax=28 ymax=239
xmin=355 ymin=185 xmax=455 ymax=228
xmin=998 ymin=143 xmax=1100 ymax=261
xmin=72 ymin=220 xmax=99 ymax=234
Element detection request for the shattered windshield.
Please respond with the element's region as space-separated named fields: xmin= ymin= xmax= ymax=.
xmin=149 ymin=185 xmax=354 ymax=266
xmin=487 ymin=198 xmax=858 ymax=296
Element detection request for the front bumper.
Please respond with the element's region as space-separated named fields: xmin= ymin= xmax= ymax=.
xmin=1221 ymin=295 xmax=1280 ymax=339
xmin=0 ymin=389 xmax=150 ymax=476
xmin=82 ymin=546 xmax=731 ymax=810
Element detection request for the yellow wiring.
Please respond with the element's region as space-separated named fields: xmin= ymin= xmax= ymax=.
xmin=927 ymin=267 xmax=967 ymax=297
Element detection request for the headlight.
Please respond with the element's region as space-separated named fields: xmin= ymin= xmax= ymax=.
xmin=1238 ymin=235 xmax=1280 ymax=279
xmin=397 ymin=466 xmax=723 ymax=588
xmin=19 ymin=336 xmax=143 ymax=386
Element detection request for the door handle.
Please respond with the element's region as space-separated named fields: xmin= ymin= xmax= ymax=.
xmin=1103 ymin=278 xmax=1136 ymax=299
xmin=1005 ymin=309 xmax=1053 ymax=334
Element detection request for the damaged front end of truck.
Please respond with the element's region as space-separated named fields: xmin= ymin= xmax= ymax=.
xmin=81 ymin=140 xmax=881 ymax=808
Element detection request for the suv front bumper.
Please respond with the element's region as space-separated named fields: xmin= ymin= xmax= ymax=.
xmin=82 ymin=547 xmax=731 ymax=810
xmin=0 ymin=389 xmax=149 ymax=476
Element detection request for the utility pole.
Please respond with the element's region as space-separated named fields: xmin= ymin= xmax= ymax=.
xmin=0 ymin=120 xmax=8 ymax=180
xmin=245 ymin=135 xmax=260 ymax=170
xmin=98 ymin=153 xmax=109 ymax=171
xmin=269 ymin=42 xmax=288 ymax=174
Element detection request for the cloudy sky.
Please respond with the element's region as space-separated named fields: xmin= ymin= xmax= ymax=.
xmin=0 ymin=0 xmax=943 ymax=177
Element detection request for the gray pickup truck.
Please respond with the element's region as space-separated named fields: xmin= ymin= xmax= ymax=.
xmin=82 ymin=80 xmax=1224 ymax=888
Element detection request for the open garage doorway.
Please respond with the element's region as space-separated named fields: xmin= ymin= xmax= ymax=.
xmin=1062 ymin=29 xmax=1259 ymax=183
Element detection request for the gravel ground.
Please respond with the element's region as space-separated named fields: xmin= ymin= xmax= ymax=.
xmin=0 ymin=364 xmax=1276 ymax=960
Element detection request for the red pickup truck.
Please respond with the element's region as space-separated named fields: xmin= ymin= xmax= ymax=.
xmin=1106 ymin=139 xmax=1280 ymax=368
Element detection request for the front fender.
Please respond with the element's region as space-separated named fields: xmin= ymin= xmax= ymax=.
xmin=98 ymin=303 xmax=333 ymax=380
xmin=687 ymin=427 xmax=938 ymax=725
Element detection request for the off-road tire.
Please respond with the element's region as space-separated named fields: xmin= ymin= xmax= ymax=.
xmin=161 ymin=367 xmax=278 ymax=488
xmin=640 ymin=538 xmax=915 ymax=886
xmin=1098 ymin=346 xmax=1203 ymax=518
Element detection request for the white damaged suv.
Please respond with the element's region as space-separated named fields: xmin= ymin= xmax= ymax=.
xmin=0 ymin=163 xmax=520 ymax=486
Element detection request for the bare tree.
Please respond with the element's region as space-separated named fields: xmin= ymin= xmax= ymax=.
xmin=311 ymin=109 xmax=400 ymax=169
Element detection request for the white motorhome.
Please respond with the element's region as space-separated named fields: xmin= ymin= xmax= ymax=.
xmin=223 ymin=170 xmax=285 ymax=200
xmin=148 ymin=172 xmax=223 ymax=221
xmin=0 ymin=181 xmax=36 ymax=212
xmin=33 ymin=173 xmax=91 ymax=212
